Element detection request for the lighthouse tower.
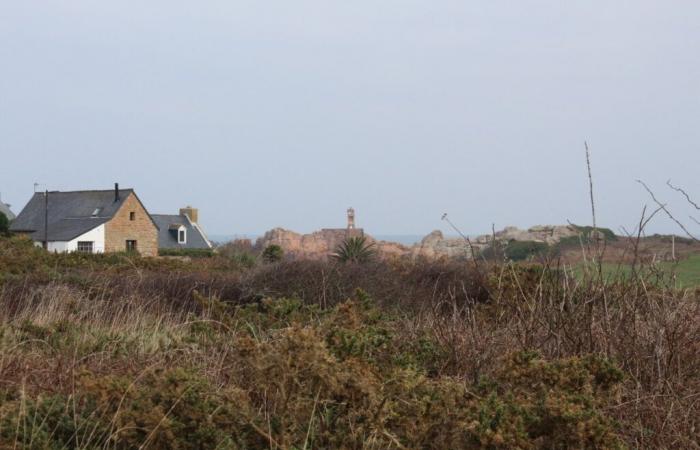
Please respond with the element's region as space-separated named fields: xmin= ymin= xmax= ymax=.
xmin=347 ymin=207 xmax=356 ymax=230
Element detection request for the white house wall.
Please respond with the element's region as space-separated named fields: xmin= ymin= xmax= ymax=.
xmin=47 ymin=241 xmax=69 ymax=252
xmin=38 ymin=225 xmax=106 ymax=253
xmin=66 ymin=224 xmax=105 ymax=253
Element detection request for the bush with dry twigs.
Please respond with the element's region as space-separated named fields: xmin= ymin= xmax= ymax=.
xmin=0 ymin=235 xmax=698 ymax=448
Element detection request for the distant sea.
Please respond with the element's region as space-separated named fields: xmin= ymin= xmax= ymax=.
xmin=209 ymin=234 xmax=462 ymax=246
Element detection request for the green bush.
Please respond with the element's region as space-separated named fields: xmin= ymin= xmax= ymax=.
xmin=0 ymin=212 xmax=8 ymax=235
xmin=571 ymin=225 xmax=617 ymax=242
xmin=502 ymin=240 xmax=550 ymax=261
xmin=481 ymin=240 xmax=551 ymax=262
xmin=159 ymin=247 xmax=215 ymax=258
xmin=0 ymin=236 xmax=695 ymax=448
xmin=262 ymin=244 xmax=284 ymax=263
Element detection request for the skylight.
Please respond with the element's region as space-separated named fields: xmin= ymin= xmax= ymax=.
xmin=91 ymin=208 xmax=102 ymax=217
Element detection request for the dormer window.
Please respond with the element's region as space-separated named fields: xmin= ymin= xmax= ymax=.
xmin=168 ymin=223 xmax=187 ymax=245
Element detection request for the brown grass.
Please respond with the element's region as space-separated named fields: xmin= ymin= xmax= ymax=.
xmin=0 ymin=237 xmax=698 ymax=448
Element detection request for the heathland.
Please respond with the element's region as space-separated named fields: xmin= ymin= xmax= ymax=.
xmin=0 ymin=235 xmax=698 ymax=449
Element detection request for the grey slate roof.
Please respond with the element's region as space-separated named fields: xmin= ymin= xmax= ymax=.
xmin=152 ymin=214 xmax=212 ymax=249
xmin=10 ymin=189 xmax=141 ymax=241
xmin=0 ymin=201 xmax=14 ymax=221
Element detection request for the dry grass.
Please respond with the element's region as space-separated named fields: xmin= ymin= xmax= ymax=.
xmin=0 ymin=237 xmax=698 ymax=448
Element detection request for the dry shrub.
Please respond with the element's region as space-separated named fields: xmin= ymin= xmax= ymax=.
xmin=0 ymin=295 xmax=625 ymax=449
xmin=0 ymin=237 xmax=698 ymax=448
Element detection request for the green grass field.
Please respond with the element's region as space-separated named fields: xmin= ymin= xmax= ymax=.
xmin=660 ymin=254 xmax=700 ymax=287
xmin=574 ymin=254 xmax=700 ymax=288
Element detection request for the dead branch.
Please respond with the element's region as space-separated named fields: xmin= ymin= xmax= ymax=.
xmin=667 ymin=179 xmax=700 ymax=210
xmin=636 ymin=180 xmax=699 ymax=242
xmin=585 ymin=142 xmax=597 ymax=230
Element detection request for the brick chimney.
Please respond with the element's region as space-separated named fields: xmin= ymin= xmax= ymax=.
xmin=180 ymin=206 xmax=199 ymax=224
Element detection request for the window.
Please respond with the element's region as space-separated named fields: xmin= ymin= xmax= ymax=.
xmin=178 ymin=229 xmax=186 ymax=244
xmin=129 ymin=212 xmax=136 ymax=221
xmin=91 ymin=208 xmax=102 ymax=217
xmin=126 ymin=240 xmax=137 ymax=252
xmin=77 ymin=241 xmax=94 ymax=253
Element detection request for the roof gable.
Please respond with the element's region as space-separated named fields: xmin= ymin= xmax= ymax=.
xmin=116 ymin=191 xmax=160 ymax=232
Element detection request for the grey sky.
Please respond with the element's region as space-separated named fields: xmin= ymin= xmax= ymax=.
xmin=1 ymin=1 xmax=699 ymax=236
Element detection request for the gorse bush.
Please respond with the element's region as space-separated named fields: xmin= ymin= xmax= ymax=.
xmin=0 ymin=294 xmax=625 ymax=449
xmin=0 ymin=238 xmax=697 ymax=448
xmin=571 ymin=224 xmax=618 ymax=241
xmin=158 ymin=247 xmax=215 ymax=257
xmin=504 ymin=240 xmax=550 ymax=261
xmin=482 ymin=240 xmax=550 ymax=261
xmin=557 ymin=225 xmax=618 ymax=250
xmin=262 ymin=243 xmax=283 ymax=263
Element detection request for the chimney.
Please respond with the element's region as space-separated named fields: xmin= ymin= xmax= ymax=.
xmin=180 ymin=206 xmax=199 ymax=224
xmin=114 ymin=183 xmax=120 ymax=202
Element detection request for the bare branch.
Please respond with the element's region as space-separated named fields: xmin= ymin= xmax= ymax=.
xmin=585 ymin=142 xmax=597 ymax=230
xmin=641 ymin=204 xmax=666 ymax=234
xmin=441 ymin=213 xmax=479 ymax=264
xmin=667 ymin=179 xmax=700 ymax=210
xmin=636 ymin=180 xmax=699 ymax=242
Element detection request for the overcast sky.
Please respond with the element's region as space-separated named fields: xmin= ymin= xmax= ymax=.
xmin=1 ymin=1 xmax=699 ymax=236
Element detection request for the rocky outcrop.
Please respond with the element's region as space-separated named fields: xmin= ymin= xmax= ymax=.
xmin=255 ymin=225 xmax=586 ymax=261
xmin=492 ymin=225 xmax=579 ymax=245
xmin=411 ymin=231 xmax=483 ymax=260
xmin=255 ymin=227 xmax=410 ymax=260
xmin=256 ymin=228 xmax=341 ymax=259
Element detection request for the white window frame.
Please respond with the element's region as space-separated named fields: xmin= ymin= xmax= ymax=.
xmin=77 ymin=241 xmax=94 ymax=253
xmin=178 ymin=228 xmax=187 ymax=244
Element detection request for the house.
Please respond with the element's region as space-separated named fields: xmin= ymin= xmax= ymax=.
xmin=0 ymin=193 xmax=15 ymax=221
xmin=152 ymin=206 xmax=212 ymax=250
xmin=9 ymin=184 xmax=159 ymax=256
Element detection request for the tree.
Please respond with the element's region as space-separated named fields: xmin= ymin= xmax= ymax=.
xmin=332 ymin=236 xmax=376 ymax=263
xmin=0 ymin=212 xmax=9 ymax=236
xmin=262 ymin=244 xmax=284 ymax=263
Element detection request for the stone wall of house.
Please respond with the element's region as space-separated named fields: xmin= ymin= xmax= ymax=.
xmin=104 ymin=193 xmax=158 ymax=257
